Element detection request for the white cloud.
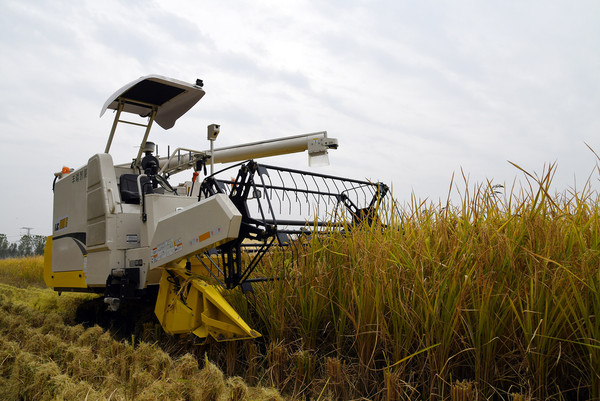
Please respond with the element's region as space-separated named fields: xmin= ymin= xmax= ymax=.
xmin=1 ymin=0 xmax=600 ymax=237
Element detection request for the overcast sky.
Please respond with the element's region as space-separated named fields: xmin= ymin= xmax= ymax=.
xmin=1 ymin=0 xmax=599 ymax=239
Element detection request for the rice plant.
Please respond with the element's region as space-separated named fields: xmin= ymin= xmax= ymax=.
xmin=0 ymin=256 xmax=44 ymax=288
xmin=229 ymin=161 xmax=600 ymax=400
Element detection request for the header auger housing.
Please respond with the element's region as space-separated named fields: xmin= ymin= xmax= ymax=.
xmin=45 ymin=75 xmax=389 ymax=342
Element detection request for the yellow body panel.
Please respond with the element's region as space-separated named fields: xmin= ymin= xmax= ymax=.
xmin=154 ymin=267 xmax=260 ymax=342
xmin=43 ymin=236 xmax=87 ymax=288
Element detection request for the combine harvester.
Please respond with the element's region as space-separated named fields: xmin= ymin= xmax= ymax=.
xmin=45 ymin=75 xmax=389 ymax=341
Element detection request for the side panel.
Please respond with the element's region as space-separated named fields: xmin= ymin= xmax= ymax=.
xmin=124 ymin=246 xmax=153 ymax=286
xmin=84 ymin=153 xmax=123 ymax=287
xmin=148 ymin=194 xmax=242 ymax=269
xmin=140 ymin=194 xmax=197 ymax=247
xmin=86 ymin=153 xmax=120 ymax=249
xmin=52 ymin=165 xmax=88 ymax=272
xmin=44 ymin=236 xmax=87 ymax=288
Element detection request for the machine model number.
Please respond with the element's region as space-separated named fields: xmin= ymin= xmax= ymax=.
xmin=54 ymin=216 xmax=69 ymax=232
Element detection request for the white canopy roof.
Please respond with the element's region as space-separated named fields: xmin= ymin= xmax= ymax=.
xmin=100 ymin=75 xmax=205 ymax=130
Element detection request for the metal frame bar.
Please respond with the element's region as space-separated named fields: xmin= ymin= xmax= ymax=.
xmin=195 ymin=254 xmax=226 ymax=289
xmin=105 ymin=101 xmax=124 ymax=153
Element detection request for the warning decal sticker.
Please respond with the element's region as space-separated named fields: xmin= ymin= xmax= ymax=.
xmin=151 ymin=237 xmax=183 ymax=263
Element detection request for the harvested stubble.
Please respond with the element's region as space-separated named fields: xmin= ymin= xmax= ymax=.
xmin=229 ymin=163 xmax=600 ymax=400
xmin=0 ymin=284 xmax=283 ymax=401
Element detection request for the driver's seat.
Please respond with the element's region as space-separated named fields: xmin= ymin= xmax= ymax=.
xmin=119 ymin=174 xmax=152 ymax=204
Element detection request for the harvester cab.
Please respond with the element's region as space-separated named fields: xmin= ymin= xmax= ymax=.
xmin=45 ymin=75 xmax=389 ymax=341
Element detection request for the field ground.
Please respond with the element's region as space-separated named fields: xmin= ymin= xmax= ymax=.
xmin=0 ymin=257 xmax=284 ymax=401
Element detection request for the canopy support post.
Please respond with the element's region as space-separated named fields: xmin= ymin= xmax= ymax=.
xmin=105 ymin=100 xmax=125 ymax=153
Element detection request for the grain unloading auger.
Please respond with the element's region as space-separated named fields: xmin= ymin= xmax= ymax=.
xmin=45 ymin=75 xmax=389 ymax=342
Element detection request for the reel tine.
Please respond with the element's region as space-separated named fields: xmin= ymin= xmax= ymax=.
xmin=274 ymin=169 xmax=285 ymax=215
xmin=300 ymin=173 xmax=310 ymax=216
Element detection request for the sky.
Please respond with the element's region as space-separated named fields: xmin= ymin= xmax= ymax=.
xmin=1 ymin=0 xmax=600 ymax=239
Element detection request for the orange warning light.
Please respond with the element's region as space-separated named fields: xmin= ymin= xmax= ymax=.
xmin=61 ymin=166 xmax=71 ymax=174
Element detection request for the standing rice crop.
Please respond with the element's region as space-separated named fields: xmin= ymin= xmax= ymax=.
xmin=230 ymin=162 xmax=600 ymax=400
xmin=0 ymin=256 xmax=44 ymax=288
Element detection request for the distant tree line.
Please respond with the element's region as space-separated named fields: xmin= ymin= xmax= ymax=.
xmin=0 ymin=234 xmax=46 ymax=258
